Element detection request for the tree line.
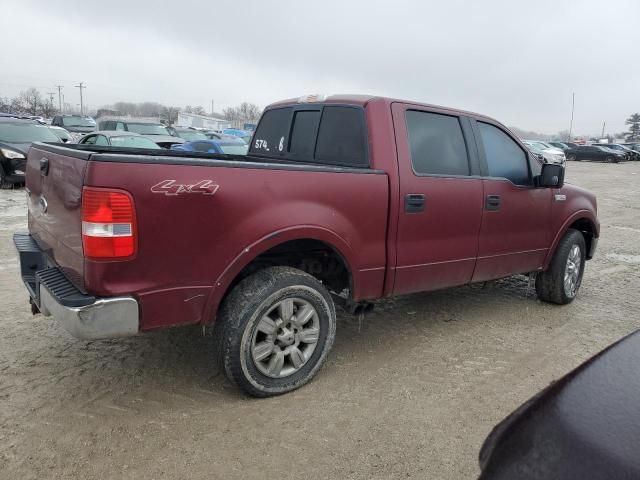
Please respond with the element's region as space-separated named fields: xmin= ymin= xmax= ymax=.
xmin=0 ymin=86 xmax=262 ymax=127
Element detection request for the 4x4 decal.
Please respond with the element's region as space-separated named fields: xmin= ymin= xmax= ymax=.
xmin=150 ymin=180 xmax=219 ymax=196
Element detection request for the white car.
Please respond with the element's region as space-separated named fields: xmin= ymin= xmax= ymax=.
xmin=522 ymin=140 xmax=566 ymax=165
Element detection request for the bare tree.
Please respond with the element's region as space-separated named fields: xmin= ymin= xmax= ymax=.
xmin=40 ymin=98 xmax=57 ymax=118
xmin=184 ymin=105 xmax=193 ymax=114
xmin=192 ymin=105 xmax=206 ymax=115
xmin=223 ymin=102 xmax=262 ymax=127
xmin=161 ymin=106 xmax=180 ymax=126
xmin=18 ymin=88 xmax=43 ymax=116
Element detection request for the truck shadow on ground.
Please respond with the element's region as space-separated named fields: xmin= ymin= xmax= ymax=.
xmin=26 ymin=276 xmax=542 ymax=406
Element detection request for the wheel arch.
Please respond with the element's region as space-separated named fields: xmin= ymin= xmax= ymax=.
xmin=202 ymin=226 xmax=356 ymax=325
xmin=544 ymin=211 xmax=598 ymax=269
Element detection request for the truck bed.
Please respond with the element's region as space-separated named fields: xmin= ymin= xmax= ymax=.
xmin=25 ymin=142 xmax=390 ymax=331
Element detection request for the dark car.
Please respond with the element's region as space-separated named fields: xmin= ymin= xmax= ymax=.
xmin=594 ymin=143 xmax=639 ymax=161
xmin=547 ymin=141 xmax=571 ymax=150
xmin=97 ymin=120 xmax=183 ymax=148
xmin=51 ymin=115 xmax=96 ymax=135
xmin=0 ymin=118 xmax=60 ymax=187
xmin=565 ymin=144 xmax=626 ymax=162
xmin=77 ymin=131 xmax=162 ymax=149
xmin=479 ymin=330 xmax=640 ymax=480
xmin=170 ymin=138 xmax=248 ymax=155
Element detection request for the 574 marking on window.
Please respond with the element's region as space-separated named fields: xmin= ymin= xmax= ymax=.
xmin=150 ymin=180 xmax=219 ymax=196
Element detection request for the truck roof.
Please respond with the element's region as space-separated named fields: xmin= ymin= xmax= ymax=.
xmin=267 ymin=94 xmax=498 ymax=124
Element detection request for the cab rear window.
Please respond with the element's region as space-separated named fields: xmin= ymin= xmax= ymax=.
xmin=249 ymin=105 xmax=368 ymax=167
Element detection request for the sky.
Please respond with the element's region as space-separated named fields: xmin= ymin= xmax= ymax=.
xmin=1 ymin=0 xmax=638 ymax=135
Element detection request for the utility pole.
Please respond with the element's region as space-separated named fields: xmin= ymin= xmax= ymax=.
xmin=55 ymin=85 xmax=63 ymax=113
xmin=568 ymin=92 xmax=575 ymax=142
xmin=47 ymin=92 xmax=55 ymax=116
xmin=75 ymin=82 xmax=85 ymax=115
xmin=211 ymin=99 xmax=214 ymax=116
xmin=601 ymin=121 xmax=606 ymax=140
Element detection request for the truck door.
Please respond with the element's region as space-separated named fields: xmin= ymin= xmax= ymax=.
xmin=470 ymin=119 xmax=552 ymax=282
xmin=391 ymin=103 xmax=484 ymax=295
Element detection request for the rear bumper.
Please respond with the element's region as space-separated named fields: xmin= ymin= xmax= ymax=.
xmin=14 ymin=233 xmax=139 ymax=340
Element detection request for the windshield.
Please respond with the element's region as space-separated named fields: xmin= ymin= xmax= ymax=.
xmin=49 ymin=128 xmax=71 ymax=140
xmin=177 ymin=130 xmax=208 ymax=141
xmin=218 ymin=143 xmax=249 ymax=155
xmin=61 ymin=116 xmax=95 ymax=127
xmin=524 ymin=142 xmax=543 ymax=154
xmin=126 ymin=123 xmax=170 ymax=135
xmin=109 ymin=136 xmax=161 ymax=149
xmin=0 ymin=123 xmax=60 ymax=143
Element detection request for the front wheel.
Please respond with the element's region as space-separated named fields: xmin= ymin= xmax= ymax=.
xmin=536 ymin=229 xmax=586 ymax=305
xmin=218 ymin=266 xmax=336 ymax=397
xmin=606 ymin=156 xmax=618 ymax=163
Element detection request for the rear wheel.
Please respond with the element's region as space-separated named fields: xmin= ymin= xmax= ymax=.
xmin=536 ymin=229 xmax=586 ymax=305
xmin=605 ymin=156 xmax=618 ymax=163
xmin=218 ymin=266 xmax=336 ymax=397
xmin=567 ymin=154 xmax=577 ymax=161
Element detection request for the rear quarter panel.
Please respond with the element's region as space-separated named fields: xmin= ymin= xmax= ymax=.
xmin=83 ymin=159 xmax=389 ymax=330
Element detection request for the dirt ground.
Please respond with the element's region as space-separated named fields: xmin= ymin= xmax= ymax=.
xmin=1 ymin=161 xmax=639 ymax=480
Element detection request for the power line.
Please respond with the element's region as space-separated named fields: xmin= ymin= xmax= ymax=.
xmin=75 ymin=82 xmax=86 ymax=115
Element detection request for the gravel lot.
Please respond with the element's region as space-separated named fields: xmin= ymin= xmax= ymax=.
xmin=1 ymin=161 xmax=639 ymax=479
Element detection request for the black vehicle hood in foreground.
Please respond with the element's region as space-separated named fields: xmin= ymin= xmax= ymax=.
xmin=479 ymin=330 xmax=640 ymax=480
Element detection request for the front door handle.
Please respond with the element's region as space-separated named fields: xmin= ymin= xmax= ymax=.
xmin=485 ymin=194 xmax=501 ymax=211
xmin=405 ymin=193 xmax=425 ymax=213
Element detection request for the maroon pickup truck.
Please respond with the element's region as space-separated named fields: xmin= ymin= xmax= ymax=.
xmin=15 ymin=94 xmax=599 ymax=396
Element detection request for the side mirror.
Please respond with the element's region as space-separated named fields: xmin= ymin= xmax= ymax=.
xmin=536 ymin=163 xmax=565 ymax=188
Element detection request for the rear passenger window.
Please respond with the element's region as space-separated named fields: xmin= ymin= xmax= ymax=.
xmin=250 ymin=107 xmax=291 ymax=156
xmin=315 ymin=107 xmax=367 ymax=167
xmin=288 ymin=110 xmax=320 ymax=157
xmin=478 ymin=122 xmax=530 ymax=185
xmin=405 ymin=111 xmax=469 ymax=176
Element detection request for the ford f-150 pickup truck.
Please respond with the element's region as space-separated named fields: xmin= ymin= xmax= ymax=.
xmin=15 ymin=94 xmax=599 ymax=397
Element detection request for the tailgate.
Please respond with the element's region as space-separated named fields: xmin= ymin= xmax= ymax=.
xmin=26 ymin=144 xmax=88 ymax=290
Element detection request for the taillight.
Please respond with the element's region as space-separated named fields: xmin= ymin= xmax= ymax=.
xmin=81 ymin=187 xmax=136 ymax=259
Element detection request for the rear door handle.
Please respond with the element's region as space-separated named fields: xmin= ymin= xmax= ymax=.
xmin=485 ymin=194 xmax=501 ymax=211
xmin=405 ymin=193 xmax=425 ymax=213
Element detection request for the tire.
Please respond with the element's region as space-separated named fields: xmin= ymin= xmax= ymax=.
xmin=536 ymin=229 xmax=586 ymax=305
xmin=218 ymin=266 xmax=336 ymax=397
xmin=606 ymin=156 xmax=618 ymax=164
xmin=567 ymin=154 xmax=577 ymax=161
xmin=0 ymin=166 xmax=12 ymax=190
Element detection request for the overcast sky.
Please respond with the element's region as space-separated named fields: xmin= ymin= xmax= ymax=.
xmin=2 ymin=0 xmax=638 ymax=134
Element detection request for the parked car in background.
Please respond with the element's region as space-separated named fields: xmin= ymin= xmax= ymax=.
xmin=170 ymin=138 xmax=249 ymax=155
xmin=97 ymin=120 xmax=184 ymax=148
xmin=547 ymin=141 xmax=571 ymax=150
xmin=0 ymin=117 xmax=60 ymax=187
xmin=166 ymin=126 xmax=210 ymax=142
xmin=222 ymin=128 xmax=252 ymax=143
xmin=204 ymin=131 xmax=245 ymax=142
xmin=593 ymin=143 xmax=638 ymax=161
xmin=479 ymin=330 xmax=640 ymax=480
xmin=522 ymin=140 xmax=566 ymax=165
xmin=15 ymin=94 xmax=599 ymax=397
xmin=77 ymin=131 xmax=162 ymax=149
xmin=50 ymin=115 xmax=96 ymax=137
xmin=622 ymin=142 xmax=640 ymax=153
xmin=47 ymin=126 xmax=74 ymax=143
xmin=565 ymin=144 xmax=626 ymax=162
